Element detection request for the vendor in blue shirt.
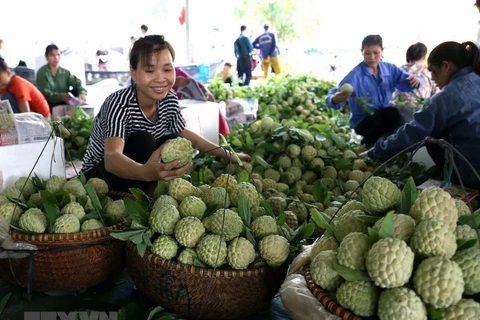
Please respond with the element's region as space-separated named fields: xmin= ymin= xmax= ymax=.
xmin=325 ymin=35 xmax=421 ymax=146
xmin=361 ymin=41 xmax=480 ymax=190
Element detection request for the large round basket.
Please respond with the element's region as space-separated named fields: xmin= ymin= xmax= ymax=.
xmin=0 ymin=224 xmax=125 ymax=292
xmin=302 ymin=264 xmax=363 ymax=320
xmin=126 ymin=241 xmax=288 ymax=320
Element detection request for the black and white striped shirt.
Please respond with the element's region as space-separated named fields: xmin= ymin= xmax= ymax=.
xmin=82 ymin=86 xmax=186 ymax=172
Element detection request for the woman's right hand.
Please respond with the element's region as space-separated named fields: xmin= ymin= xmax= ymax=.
xmin=332 ymin=90 xmax=352 ymax=105
xmin=142 ymin=146 xmax=192 ymax=181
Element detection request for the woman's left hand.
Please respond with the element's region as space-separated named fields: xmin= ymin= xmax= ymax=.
xmin=406 ymin=75 xmax=420 ymax=88
xmin=237 ymin=152 xmax=251 ymax=161
xmin=359 ymin=151 xmax=369 ymax=159
xmin=206 ymin=91 xmax=216 ymax=102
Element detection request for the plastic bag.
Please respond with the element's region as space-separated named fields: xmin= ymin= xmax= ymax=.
xmin=280 ymin=274 xmax=341 ymax=320
xmin=0 ymin=214 xmax=38 ymax=259
xmin=289 ymin=242 xmax=315 ymax=275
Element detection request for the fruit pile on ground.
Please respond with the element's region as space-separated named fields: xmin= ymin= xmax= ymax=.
xmin=0 ymin=175 xmax=120 ymax=234
xmin=50 ymin=108 xmax=94 ymax=161
xmin=309 ymin=175 xmax=480 ymax=319
xmin=111 ymin=174 xmax=315 ymax=270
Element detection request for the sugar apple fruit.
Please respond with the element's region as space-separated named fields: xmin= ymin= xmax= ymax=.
xmin=53 ymin=214 xmax=80 ymax=234
xmin=366 ymin=238 xmax=414 ymax=288
xmin=61 ymin=202 xmax=85 ymax=220
xmin=409 ymin=218 xmax=457 ymax=258
xmin=230 ymin=182 xmax=260 ymax=208
xmin=152 ymin=235 xmax=178 ymax=260
xmin=251 ymin=206 xmax=267 ymax=220
xmin=177 ymin=248 xmax=197 ymax=265
xmin=211 ymin=174 xmax=237 ymax=194
xmin=337 ymin=232 xmax=370 ymax=271
xmin=440 ymin=299 xmax=480 ymax=320
xmin=227 ymin=237 xmax=256 ymax=269
xmin=149 ymin=204 xmax=180 ymax=235
xmin=362 ymin=176 xmax=401 ymax=214
xmin=377 ymin=287 xmax=427 ymax=320
xmin=18 ymin=208 xmax=47 ymax=233
xmin=168 ymin=178 xmax=201 ymax=202
xmin=179 ymin=196 xmax=207 ymax=219
xmin=196 ymin=234 xmax=227 ymax=267
xmin=452 ymin=248 xmax=480 ymax=295
xmin=0 ymin=202 xmax=23 ymax=226
xmin=455 ymin=199 xmax=472 ymax=217
xmin=310 ymin=250 xmax=343 ymax=291
xmin=152 ymin=195 xmax=178 ymax=211
xmin=86 ymin=178 xmax=109 ymax=199
xmin=1 ymin=187 xmax=25 ymax=202
xmin=258 ymin=234 xmax=289 ymax=267
xmin=105 ymin=199 xmax=127 ymax=223
xmin=174 ymin=216 xmax=205 ymax=248
xmin=251 ymin=215 xmax=278 ymax=240
xmin=455 ymin=225 xmax=479 ymax=246
xmin=334 ymin=209 xmax=368 ymax=241
xmin=208 ymin=209 xmax=243 ymax=241
xmin=45 ymin=175 xmax=67 ymax=193
xmin=373 ymin=213 xmax=416 ymax=242
xmin=409 ymin=187 xmax=457 ymax=231
xmin=310 ymin=235 xmax=339 ymax=260
xmin=201 ymin=187 xmax=230 ymax=209
xmin=14 ymin=177 xmax=36 ymax=199
xmin=287 ymin=200 xmax=308 ymax=224
xmin=81 ymin=219 xmax=104 ymax=232
xmin=336 ymin=280 xmax=380 ymax=317
xmin=413 ymin=256 xmax=464 ymax=309
xmin=160 ymin=137 xmax=194 ymax=168
xmin=62 ymin=179 xmax=86 ymax=198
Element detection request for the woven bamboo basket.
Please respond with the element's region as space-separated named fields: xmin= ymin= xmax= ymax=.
xmin=0 ymin=224 xmax=125 ymax=292
xmin=126 ymin=241 xmax=288 ymax=320
xmin=302 ymin=264 xmax=363 ymax=320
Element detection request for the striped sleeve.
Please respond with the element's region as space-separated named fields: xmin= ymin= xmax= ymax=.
xmin=166 ymin=91 xmax=186 ymax=133
xmin=103 ymin=94 xmax=128 ymax=139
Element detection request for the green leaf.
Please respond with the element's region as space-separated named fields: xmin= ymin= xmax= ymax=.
xmin=191 ymin=171 xmax=200 ymax=186
xmin=427 ymin=305 xmax=442 ymax=320
xmin=147 ymin=306 xmax=166 ymax=320
xmin=0 ymin=292 xmax=12 ymax=315
xmin=245 ymin=227 xmax=257 ymax=248
xmin=290 ymin=222 xmax=314 ymax=246
xmin=52 ymin=190 xmax=73 ymax=208
xmin=334 ymin=158 xmax=352 ymax=170
xmin=328 ymin=131 xmax=346 ymax=150
xmin=303 ymin=222 xmax=315 ymax=239
xmin=153 ymin=181 xmax=169 ymax=199
xmin=143 ymin=231 xmax=153 ymax=246
xmin=333 ymin=262 xmax=371 ymax=281
xmin=457 ymin=214 xmax=480 ymax=228
xmin=110 ymin=229 xmax=145 ymax=241
xmin=457 ymin=239 xmax=478 ymax=251
xmin=32 ymin=173 xmax=46 ymax=190
xmin=137 ymin=242 xmax=147 ymax=257
xmin=378 ymin=211 xmax=395 ymax=239
xmin=40 ymin=190 xmax=57 ymax=205
xmin=399 ymin=176 xmax=417 ymax=214
xmin=198 ymin=167 xmax=206 ymax=185
xmin=131 ymin=232 xmax=145 ymax=245
xmin=230 ymin=137 xmax=243 ymax=147
xmin=193 ymin=257 xmax=209 ymax=268
xmin=312 ymin=180 xmax=324 ymax=203
xmin=277 ymin=213 xmax=286 ymax=226
xmin=368 ymin=227 xmax=380 ymax=245
xmin=79 ymin=172 xmax=86 ymax=185
xmin=257 ymin=142 xmax=281 ymax=154
xmin=245 ymin=133 xmax=255 ymax=150
xmin=237 ymin=170 xmax=249 ymax=184
xmin=356 ymin=215 xmax=382 ymax=224
xmin=123 ymin=198 xmax=149 ymax=227
xmin=129 ymin=188 xmax=152 ymax=211
xmin=26 ymin=200 xmax=38 ymax=209
xmin=43 ymin=201 xmax=61 ymax=233
xmin=6 ymin=197 xmax=28 ymax=209
xmin=253 ymin=154 xmax=272 ymax=169
xmin=9 ymin=224 xmax=40 ymax=235
xmin=260 ymin=200 xmax=275 ymax=218
xmin=86 ymin=184 xmax=103 ymax=213
xmin=310 ymin=209 xmax=335 ymax=236
xmin=237 ymin=191 xmax=251 ymax=227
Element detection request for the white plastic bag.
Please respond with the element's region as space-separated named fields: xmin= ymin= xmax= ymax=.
xmin=280 ymin=274 xmax=341 ymax=320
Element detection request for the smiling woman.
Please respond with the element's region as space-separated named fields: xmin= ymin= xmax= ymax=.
xmin=81 ymin=35 xmax=250 ymax=194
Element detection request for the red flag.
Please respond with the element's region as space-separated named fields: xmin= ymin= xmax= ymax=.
xmin=179 ymin=6 xmax=186 ymax=25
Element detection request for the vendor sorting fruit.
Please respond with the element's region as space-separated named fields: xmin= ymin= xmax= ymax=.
xmin=325 ymin=34 xmax=421 ymax=146
xmin=360 ymin=41 xmax=480 ymax=190
xmin=81 ymin=35 xmax=250 ymax=193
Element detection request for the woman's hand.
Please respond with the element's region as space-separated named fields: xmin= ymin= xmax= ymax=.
xmin=359 ymin=151 xmax=369 ymax=159
xmin=205 ymin=91 xmax=216 ymax=102
xmin=332 ymin=90 xmax=352 ymax=105
xmin=236 ymin=152 xmax=251 ymax=161
xmin=406 ymin=75 xmax=420 ymax=88
xmin=175 ymin=76 xmax=190 ymax=87
xmin=78 ymin=94 xmax=87 ymax=103
xmin=142 ymin=146 xmax=192 ymax=181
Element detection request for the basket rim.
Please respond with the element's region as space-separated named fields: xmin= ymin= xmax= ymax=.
xmin=108 ymin=190 xmax=135 ymax=200
xmin=126 ymin=241 xmax=286 ymax=278
xmin=302 ymin=264 xmax=363 ymax=320
xmin=10 ymin=223 xmax=123 ymax=245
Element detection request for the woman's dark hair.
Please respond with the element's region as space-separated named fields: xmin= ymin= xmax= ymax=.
xmin=45 ymin=44 xmax=60 ymax=57
xmin=406 ymin=42 xmax=427 ymax=63
xmin=428 ymin=41 xmax=480 ymax=74
xmin=361 ymin=35 xmax=383 ymax=50
xmin=225 ymin=62 xmax=232 ymax=67
xmin=0 ymin=58 xmax=8 ymax=72
xmin=129 ymin=35 xmax=175 ymax=70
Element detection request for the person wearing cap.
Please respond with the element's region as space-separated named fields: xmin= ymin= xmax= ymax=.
xmin=252 ymin=23 xmax=281 ymax=80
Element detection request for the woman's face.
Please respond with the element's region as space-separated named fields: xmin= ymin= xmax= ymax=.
xmin=0 ymin=70 xmax=11 ymax=89
xmin=362 ymin=45 xmax=383 ymax=68
xmin=131 ymin=49 xmax=175 ymax=102
xmin=47 ymin=49 xmax=61 ymax=67
xmin=428 ymin=61 xmax=455 ymax=89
